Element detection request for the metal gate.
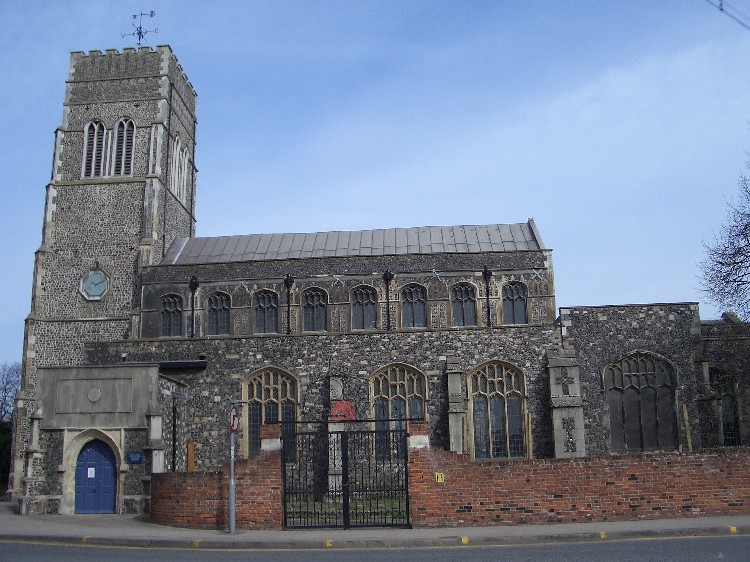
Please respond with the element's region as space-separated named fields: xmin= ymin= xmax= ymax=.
xmin=281 ymin=420 xmax=410 ymax=528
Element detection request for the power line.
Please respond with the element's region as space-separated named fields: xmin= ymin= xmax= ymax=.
xmin=704 ymin=0 xmax=750 ymax=32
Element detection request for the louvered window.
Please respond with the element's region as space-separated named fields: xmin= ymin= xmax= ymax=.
xmin=112 ymin=118 xmax=135 ymax=176
xmin=82 ymin=121 xmax=106 ymax=178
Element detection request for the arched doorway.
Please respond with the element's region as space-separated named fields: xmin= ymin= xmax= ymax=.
xmin=75 ymin=439 xmax=116 ymax=514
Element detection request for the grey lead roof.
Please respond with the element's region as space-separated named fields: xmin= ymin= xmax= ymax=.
xmin=161 ymin=219 xmax=545 ymax=266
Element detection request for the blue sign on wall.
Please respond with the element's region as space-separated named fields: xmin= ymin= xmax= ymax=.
xmin=126 ymin=451 xmax=144 ymax=464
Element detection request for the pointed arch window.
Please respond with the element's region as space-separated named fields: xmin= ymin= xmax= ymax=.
xmin=470 ymin=361 xmax=526 ymax=459
xmin=352 ymin=286 xmax=377 ymax=330
xmin=401 ymin=284 xmax=427 ymax=328
xmin=302 ymin=288 xmax=327 ymax=332
xmin=170 ymin=135 xmax=189 ymax=204
xmin=255 ymin=290 xmax=278 ymax=333
xmin=372 ymin=365 xmax=426 ymax=460
xmin=82 ymin=121 xmax=106 ymax=178
xmin=160 ymin=294 xmax=183 ymax=337
xmin=245 ymin=369 xmax=297 ymax=456
xmin=112 ymin=118 xmax=135 ymax=176
xmin=206 ymin=292 xmax=230 ymax=335
xmin=451 ymin=284 xmax=476 ymax=326
xmin=502 ymin=282 xmax=528 ymax=324
xmin=604 ymin=353 xmax=677 ymax=452
xmin=710 ymin=368 xmax=741 ymax=446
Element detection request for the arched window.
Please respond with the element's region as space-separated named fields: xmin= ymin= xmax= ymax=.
xmin=302 ymin=288 xmax=327 ymax=332
xmin=372 ymin=365 xmax=426 ymax=459
xmin=710 ymin=368 xmax=741 ymax=446
xmin=502 ymin=282 xmax=528 ymax=325
xmin=206 ymin=292 xmax=230 ymax=335
xmin=170 ymin=135 xmax=189 ymax=204
xmin=82 ymin=121 xmax=106 ymax=178
xmin=352 ymin=286 xmax=377 ymax=330
xmin=112 ymin=118 xmax=135 ymax=176
xmin=401 ymin=284 xmax=427 ymax=328
xmin=255 ymin=290 xmax=278 ymax=333
xmin=604 ymin=353 xmax=677 ymax=452
xmin=470 ymin=361 xmax=526 ymax=459
xmin=160 ymin=294 xmax=183 ymax=337
xmin=245 ymin=369 xmax=297 ymax=456
xmin=451 ymin=284 xmax=476 ymax=326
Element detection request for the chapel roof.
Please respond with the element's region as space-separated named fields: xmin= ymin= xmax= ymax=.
xmin=161 ymin=219 xmax=545 ymax=266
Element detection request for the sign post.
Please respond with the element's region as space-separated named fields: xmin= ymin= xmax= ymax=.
xmin=228 ymin=404 xmax=240 ymax=534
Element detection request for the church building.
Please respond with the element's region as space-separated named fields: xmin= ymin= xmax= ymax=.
xmin=8 ymin=46 xmax=748 ymax=526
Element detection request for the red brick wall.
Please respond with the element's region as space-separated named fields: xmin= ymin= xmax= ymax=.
xmin=150 ymin=450 xmax=282 ymax=530
xmin=410 ymin=448 xmax=750 ymax=527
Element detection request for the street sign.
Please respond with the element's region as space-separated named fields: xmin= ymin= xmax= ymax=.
xmin=229 ymin=405 xmax=240 ymax=433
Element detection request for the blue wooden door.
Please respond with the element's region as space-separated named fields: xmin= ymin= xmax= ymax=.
xmin=75 ymin=440 xmax=116 ymax=514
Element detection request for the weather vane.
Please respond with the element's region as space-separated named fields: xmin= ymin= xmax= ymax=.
xmin=122 ymin=11 xmax=158 ymax=46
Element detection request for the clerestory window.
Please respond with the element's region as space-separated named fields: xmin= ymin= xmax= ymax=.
xmin=502 ymin=282 xmax=528 ymax=324
xmin=160 ymin=294 xmax=183 ymax=337
xmin=352 ymin=286 xmax=377 ymax=330
xmin=451 ymin=284 xmax=476 ymax=326
xmin=206 ymin=292 xmax=230 ymax=335
xmin=255 ymin=290 xmax=278 ymax=333
xmin=401 ymin=284 xmax=427 ymax=328
xmin=302 ymin=288 xmax=327 ymax=332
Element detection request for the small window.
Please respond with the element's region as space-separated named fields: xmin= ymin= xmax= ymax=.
xmin=255 ymin=290 xmax=278 ymax=333
xmin=302 ymin=288 xmax=327 ymax=332
xmin=401 ymin=285 xmax=427 ymax=328
xmin=245 ymin=369 xmax=297 ymax=457
xmin=451 ymin=284 xmax=476 ymax=326
xmin=502 ymin=282 xmax=527 ymax=324
xmin=112 ymin=118 xmax=135 ymax=176
xmin=470 ymin=361 xmax=526 ymax=459
xmin=206 ymin=292 xmax=230 ymax=335
xmin=372 ymin=365 xmax=426 ymax=460
xmin=161 ymin=295 xmax=183 ymax=337
xmin=82 ymin=121 xmax=106 ymax=178
xmin=352 ymin=286 xmax=377 ymax=330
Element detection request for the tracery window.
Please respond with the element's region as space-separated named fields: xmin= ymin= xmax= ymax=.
xmin=206 ymin=292 xmax=230 ymax=335
xmin=502 ymin=282 xmax=528 ymax=325
xmin=372 ymin=365 xmax=426 ymax=460
xmin=352 ymin=286 xmax=377 ymax=330
xmin=112 ymin=118 xmax=135 ymax=176
xmin=470 ymin=361 xmax=526 ymax=459
xmin=245 ymin=369 xmax=297 ymax=456
xmin=302 ymin=288 xmax=327 ymax=332
xmin=604 ymin=353 xmax=677 ymax=452
xmin=710 ymin=368 xmax=741 ymax=446
xmin=160 ymin=294 xmax=183 ymax=337
xmin=82 ymin=121 xmax=106 ymax=178
xmin=451 ymin=284 xmax=476 ymax=326
xmin=254 ymin=290 xmax=278 ymax=333
xmin=401 ymin=284 xmax=427 ymax=328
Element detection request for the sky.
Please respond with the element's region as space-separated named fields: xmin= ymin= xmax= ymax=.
xmin=1 ymin=1 xmax=750 ymax=364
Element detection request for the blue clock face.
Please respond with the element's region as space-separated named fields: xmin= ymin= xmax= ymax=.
xmin=81 ymin=270 xmax=109 ymax=300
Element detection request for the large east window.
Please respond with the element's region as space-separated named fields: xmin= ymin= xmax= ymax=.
xmin=470 ymin=361 xmax=526 ymax=459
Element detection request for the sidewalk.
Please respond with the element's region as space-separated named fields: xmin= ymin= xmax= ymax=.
xmin=1 ymin=501 xmax=748 ymax=550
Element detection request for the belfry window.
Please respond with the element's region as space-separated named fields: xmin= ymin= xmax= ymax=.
xmin=352 ymin=286 xmax=377 ymax=330
xmin=470 ymin=361 xmax=526 ymax=459
xmin=245 ymin=369 xmax=297 ymax=456
xmin=170 ymin=135 xmax=189 ymax=204
xmin=302 ymin=288 xmax=327 ymax=332
xmin=82 ymin=121 xmax=106 ymax=178
xmin=451 ymin=284 xmax=476 ymax=326
xmin=112 ymin=118 xmax=135 ymax=176
xmin=255 ymin=290 xmax=278 ymax=333
xmin=604 ymin=353 xmax=677 ymax=452
xmin=372 ymin=365 xmax=426 ymax=460
xmin=206 ymin=292 xmax=230 ymax=335
xmin=160 ymin=295 xmax=183 ymax=337
xmin=502 ymin=282 xmax=528 ymax=324
xmin=401 ymin=285 xmax=427 ymax=328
